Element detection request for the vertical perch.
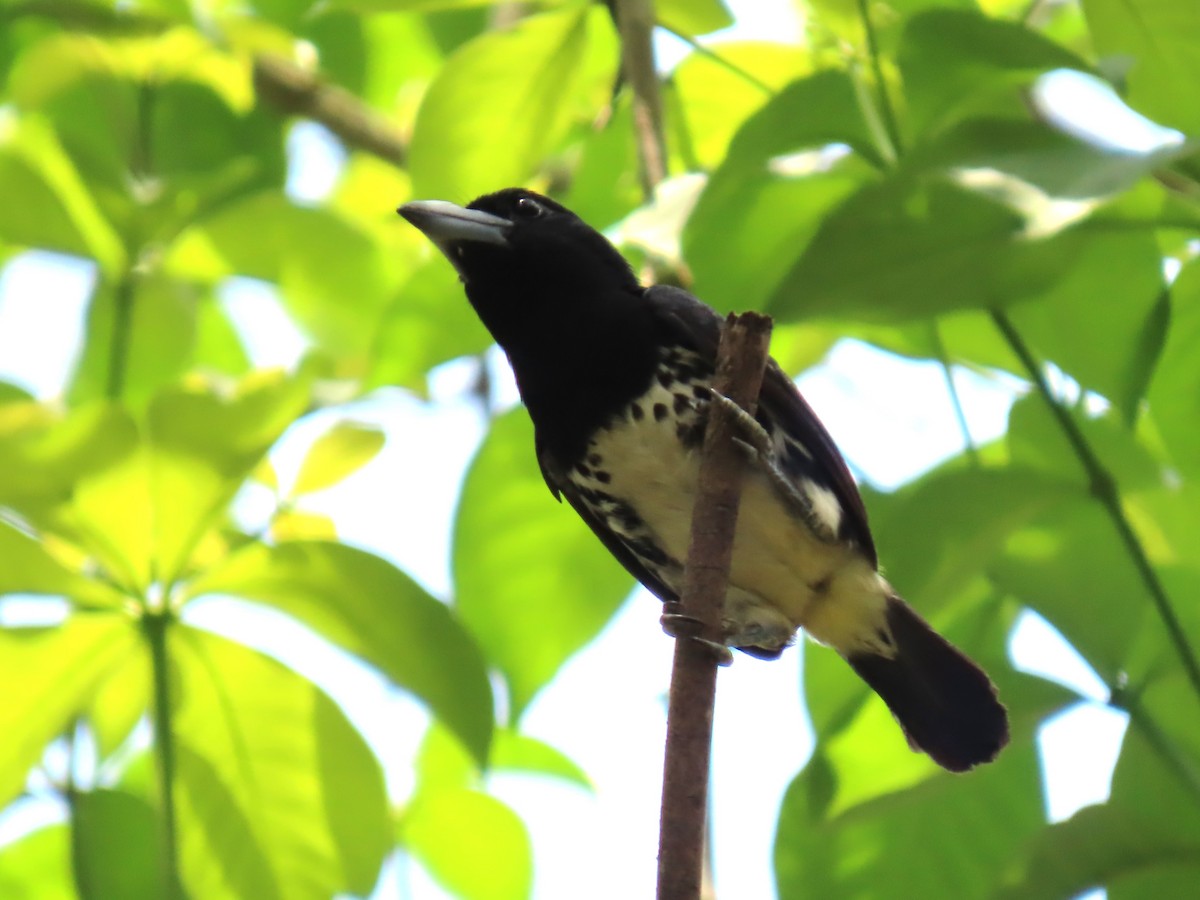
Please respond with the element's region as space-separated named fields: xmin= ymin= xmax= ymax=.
xmin=657 ymin=312 xmax=773 ymax=899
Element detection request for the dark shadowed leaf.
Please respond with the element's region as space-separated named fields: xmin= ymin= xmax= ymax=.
xmin=769 ymin=176 xmax=1084 ymax=323
xmin=71 ymin=789 xmax=166 ymax=900
xmin=898 ymin=9 xmax=1088 ymax=138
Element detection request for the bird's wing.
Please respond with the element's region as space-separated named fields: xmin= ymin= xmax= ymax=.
xmin=535 ymin=433 xmax=679 ymax=603
xmin=644 ymin=284 xmax=877 ymax=566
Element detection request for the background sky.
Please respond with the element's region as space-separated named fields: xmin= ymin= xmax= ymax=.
xmin=0 ymin=0 xmax=1168 ymax=896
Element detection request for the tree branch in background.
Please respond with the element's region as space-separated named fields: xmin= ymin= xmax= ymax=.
xmin=613 ymin=0 xmax=667 ymax=197
xmin=657 ymin=312 xmax=773 ymax=900
xmin=252 ymin=55 xmax=408 ymax=167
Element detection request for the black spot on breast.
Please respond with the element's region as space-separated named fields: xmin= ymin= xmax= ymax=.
xmin=588 ymin=453 xmax=603 ymax=466
xmin=657 ymin=370 xmax=675 ymax=389
xmin=653 ymin=403 xmax=668 ymax=422
xmin=692 ymin=384 xmax=709 ymax=400
xmin=594 ymin=470 xmax=611 ymax=484
xmin=630 ymin=403 xmax=644 ymax=421
xmin=610 ymin=501 xmax=642 ymax=532
xmin=672 ymin=393 xmax=692 ymax=415
xmin=575 ymin=462 xmax=592 ymax=478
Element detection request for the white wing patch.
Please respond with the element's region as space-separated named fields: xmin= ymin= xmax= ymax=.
xmin=801 ymin=479 xmax=843 ymax=535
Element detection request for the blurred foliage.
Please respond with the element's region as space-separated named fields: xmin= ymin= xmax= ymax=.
xmin=0 ymin=0 xmax=1198 ymax=897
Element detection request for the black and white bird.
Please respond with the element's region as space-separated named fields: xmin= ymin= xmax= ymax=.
xmin=399 ymin=188 xmax=1008 ymax=772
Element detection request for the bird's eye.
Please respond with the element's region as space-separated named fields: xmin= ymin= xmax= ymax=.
xmin=515 ymin=197 xmax=544 ymax=219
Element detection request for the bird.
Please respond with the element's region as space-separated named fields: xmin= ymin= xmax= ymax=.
xmin=399 ymin=188 xmax=1009 ymax=772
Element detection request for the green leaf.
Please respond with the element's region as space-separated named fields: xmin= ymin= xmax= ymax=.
xmin=898 ymin=9 xmax=1089 ymax=139
xmin=291 ymin=421 xmax=385 ymax=496
xmin=1005 ymin=393 xmax=1163 ymax=494
xmin=166 ymin=194 xmax=394 ymax=368
xmin=684 ymin=70 xmax=879 ymax=314
xmin=415 ymin=722 xmax=591 ymax=792
xmin=0 ymin=825 xmax=73 ymax=900
xmin=66 ymin=274 xmax=201 ymax=412
xmin=1082 ymin=0 xmax=1200 ymax=134
xmin=140 ymin=368 xmax=314 ymax=585
xmin=409 ymin=8 xmax=594 ymax=200
xmin=870 ymin=466 xmax=1077 ymax=615
xmin=86 ymin=647 xmax=150 ymax=760
xmin=997 ymin=802 xmax=1200 ymax=899
xmin=71 ymin=789 xmax=166 ymax=900
xmin=0 ymin=402 xmax=137 ymax=521
xmin=907 ymin=117 xmax=1191 ymax=200
xmin=185 ymin=540 xmax=494 ymax=765
xmin=401 ymin=789 xmax=532 ymax=900
xmin=1009 ymin=231 xmax=1169 ymax=414
xmin=1147 ymin=256 xmax=1200 ymax=479
xmin=770 ymin=175 xmax=1087 ymax=322
xmin=453 ymin=409 xmax=633 ymax=717
xmin=491 ymin=729 xmax=591 ymax=790
xmin=991 ymin=499 xmax=1151 ymax=682
xmin=780 ymin=614 xmax=1073 ymax=900
xmin=0 ymin=518 xmax=123 ymax=607
xmin=365 ymin=254 xmax=492 ymax=393
xmin=656 ymin=0 xmax=733 ymax=37
xmin=0 ymin=117 xmax=123 ymax=272
xmin=173 ymin=627 xmax=390 ymax=900
xmin=669 ymin=41 xmax=809 ymax=171
xmin=0 ymin=615 xmax=139 ymax=807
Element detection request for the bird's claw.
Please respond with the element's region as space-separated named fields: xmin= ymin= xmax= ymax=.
xmin=661 ymin=602 xmax=734 ymax=666
xmin=702 ymin=388 xmax=839 ymax=544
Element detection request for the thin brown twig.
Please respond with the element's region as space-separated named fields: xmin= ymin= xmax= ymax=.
xmin=657 ymin=312 xmax=773 ymax=899
xmin=252 ymin=55 xmax=409 ymax=167
xmin=613 ymin=0 xmax=667 ymax=198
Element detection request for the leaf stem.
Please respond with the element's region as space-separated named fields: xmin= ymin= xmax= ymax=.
xmin=658 ymin=26 xmax=774 ymax=95
xmin=990 ymin=309 xmax=1200 ymax=705
xmin=854 ymin=0 xmax=902 ymax=161
xmin=143 ymin=609 xmax=183 ymax=898
xmin=930 ymin=322 xmax=981 ymax=467
xmin=105 ymin=273 xmax=136 ymax=401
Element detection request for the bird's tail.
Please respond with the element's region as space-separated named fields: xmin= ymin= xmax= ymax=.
xmin=846 ymin=594 xmax=1009 ymax=772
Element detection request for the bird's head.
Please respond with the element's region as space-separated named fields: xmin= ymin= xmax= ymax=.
xmin=398 ymin=188 xmax=640 ymax=301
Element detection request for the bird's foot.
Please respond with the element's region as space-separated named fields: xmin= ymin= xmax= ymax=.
xmin=702 ymin=388 xmax=839 ymax=543
xmin=660 ymin=601 xmax=734 ymax=666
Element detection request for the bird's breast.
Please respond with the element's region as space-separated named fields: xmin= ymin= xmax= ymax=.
xmin=564 ymin=353 xmax=888 ymax=655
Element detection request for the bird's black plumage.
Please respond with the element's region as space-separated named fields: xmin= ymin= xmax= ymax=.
xmin=399 ymin=188 xmax=1008 ymax=771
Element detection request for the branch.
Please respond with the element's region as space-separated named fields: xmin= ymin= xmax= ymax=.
xmin=144 ymin=610 xmax=184 ymax=898
xmin=252 ymin=55 xmax=408 ymax=167
xmin=657 ymin=312 xmax=773 ymax=900
xmin=990 ymin=310 xmax=1200 ymax=705
xmin=613 ymin=0 xmax=667 ymax=198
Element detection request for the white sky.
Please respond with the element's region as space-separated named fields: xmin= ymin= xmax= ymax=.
xmin=4 ymin=0 xmax=1182 ymax=896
